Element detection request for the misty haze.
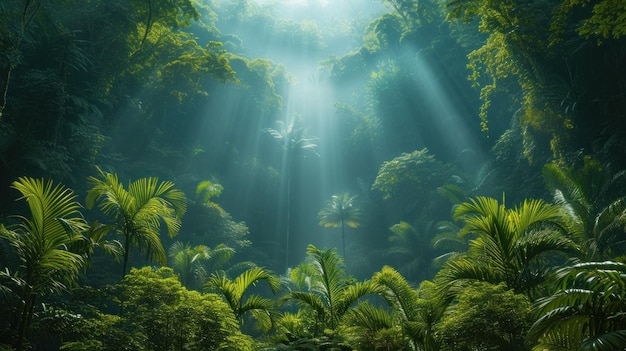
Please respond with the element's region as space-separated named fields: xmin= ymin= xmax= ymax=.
xmin=1 ymin=0 xmax=625 ymax=350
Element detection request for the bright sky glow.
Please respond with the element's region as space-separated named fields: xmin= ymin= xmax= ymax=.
xmin=285 ymin=0 xmax=329 ymax=5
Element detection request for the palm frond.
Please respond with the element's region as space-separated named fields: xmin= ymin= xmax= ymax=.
xmin=583 ymin=329 xmax=626 ymax=351
xmin=436 ymin=256 xmax=500 ymax=299
xmin=233 ymin=266 xmax=281 ymax=295
xmin=344 ymin=301 xmax=393 ymax=332
xmin=8 ymin=177 xmax=88 ymax=295
xmin=335 ymin=280 xmax=379 ymax=317
xmin=281 ymin=290 xmax=327 ymax=319
xmin=372 ymin=266 xmax=420 ymax=322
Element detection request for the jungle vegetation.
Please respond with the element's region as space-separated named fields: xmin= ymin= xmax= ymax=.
xmin=1 ymin=0 xmax=626 ymax=350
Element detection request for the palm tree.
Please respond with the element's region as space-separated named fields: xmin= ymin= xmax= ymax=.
xmin=86 ymin=168 xmax=187 ymax=277
xmin=543 ymin=160 xmax=626 ymax=260
xmin=342 ymin=301 xmax=408 ymax=350
xmin=529 ymin=261 xmax=626 ymax=351
xmin=0 ymin=177 xmax=89 ymax=351
xmin=318 ymin=193 xmax=363 ymax=258
xmin=281 ymin=244 xmax=378 ymax=335
xmin=265 ymin=117 xmax=318 ymax=268
xmin=373 ymin=266 xmax=445 ymax=351
xmin=438 ymin=196 xmax=578 ymax=298
xmin=168 ymin=241 xmax=234 ymax=290
xmin=204 ymin=266 xmax=281 ymax=332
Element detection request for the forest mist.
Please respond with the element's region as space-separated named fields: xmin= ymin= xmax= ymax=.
xmin=1 ymin=0 xmax=626 ymax=350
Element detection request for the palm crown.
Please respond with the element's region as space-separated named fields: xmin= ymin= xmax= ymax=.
xmin=86 ymin=168 xmax=187 ymax=277
xmin=318 ymin=193 xmax=363 ymax=257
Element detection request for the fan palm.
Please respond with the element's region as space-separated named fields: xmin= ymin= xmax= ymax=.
xmin=281 ymin=244 xmax=378 ymax=335
xmin=265 ymin=118 xmax=318 ymax=268
xmin=0 ymin=177 xmax=88 ymax=351
xmin=318 ymin=193 xmax=363 ymax=258
xmin=204 ymin=266 xmax=281 ymax=332
xmin=438 ymin=196 xmax=577 ymax=298
xmin=529 ymin=261 xmax=626 ymax=351
xmin=543 ymin=160 xmax=626 ymax=260
xmin=86 ymin=168 xmax=187 ymax=277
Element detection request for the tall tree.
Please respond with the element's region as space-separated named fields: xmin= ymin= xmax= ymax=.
xmin=86 ymin=168 xmax=187 ymax=277
xmin=318 ymin=193 xmax=363 ymax=258
xmin=0 ymin=177 xmax=88 ymax=351
xmin=265 ymin=117 xmax=318 ymax=268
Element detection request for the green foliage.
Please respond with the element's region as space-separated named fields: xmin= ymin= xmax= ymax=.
xmin=227 ymin=55 xmax=286 ymax=112
xmin=438 ymin=196 xmax=577 ymax=298
xmin=372 ymin=148 xmax=453 ymax=220
xmin=318 ymin=193 xmax=363 ymax=257
xmin=373 ymin=267 xmax=445 ymax=350
xmin=281 ymin=245 xmax=378 ymax=335
xmin=343 ymin=301 xmax=408 ymax=351
xmin=86 ymin=168 xmax=187 ymax=276
xmin=117 ymin=266 xmax=254 ymax=351
xmin=333 ymin=102 xmax=383 ymax=151
xmin=373 ymin=149 xmax=449 ymax=199
xmin=196 ymin=179 xmax=225 ymax=211
xmin=445 ymin=0 xmax=582 ymax=159
xmin=552 ymin=0 xmax=626 ymax=44
xmin=205 ymin=266 xmax=281 ymax=333
xmin=168 ymin=241 xmax=234 ymax=290
xmin=431 ymin=220 xmax=469 ymax=267
xmin=265 ymin=117 xmax=319 ymax=267
xmin=52 ymin=308 xmax=145 ymax=351
xmin=543 ymin=158 xmax=626 ymax=260
xmin=0 ymin=177 xmax=89 ymax=350
xmin=265 ymin=118 xmax=319 ymax=157
xmin=437 ymin=281 xmax=532 ymax=351
xmin=386 ymin=221 xmax=438 ymax=281
xmin=318 ymin=193 xmax=363 ymax=229
xmin=530 ymin=261 xmax=626 ymax=351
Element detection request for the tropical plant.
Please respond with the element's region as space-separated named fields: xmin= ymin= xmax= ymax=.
xmin=431 ymin=219 xmax=468 ymax=268
xmin=318 ymin=193 xmax=363 ymax=258
xmin=265 ymin=117 xmax=318 ymax=268
xmin=437 ymin=281 xmax=532 ymax=351
xmin=437 ymin=196 xmax=577 ymax=299
xmin=373 ymin=266 xmax=445 ymax=351
xmin=0 ymin=177 xmax=89 ymax=351
xmin=69 ymin=221 xmax=123 ymax=269
xmin=86 ymin=168 xmax=187 ymax=277
xmin=280 ymin=245 xmax=378 ymax=336
xmin=168 ymin=241 xmax=234 ymax=290
xmin=529 ymin=261 xmax=626 ymax=351
xmin=118 ymin=266 xmax=254 ymax=351
xmin=372 ymin=148 xmax=453 ymax=222
xmin=543 ymin=159 xmax=626 ymax=260
xmin=205 ymin=266 xmax=281 ymax=333
xmin=196 ymin=179 xmax=225 ymax=212
xmin=342 ymin=301 xmax=408 ymax=351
